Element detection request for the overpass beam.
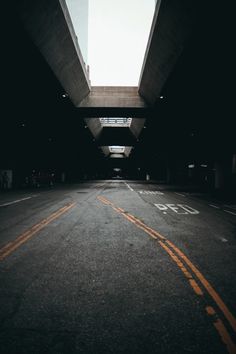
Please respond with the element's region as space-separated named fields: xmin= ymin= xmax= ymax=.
xmin=139 ymin=0 xmax=197 ymax=105
xmin=17 ymin=0 xmax=90 ymax=106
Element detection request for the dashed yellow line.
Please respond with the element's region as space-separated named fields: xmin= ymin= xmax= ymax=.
xmin=206 ymin=306 xmax=236 ymax=354
xmin=159 ymin=240 xmax=203 ymax=296
xmin=97 ymin=195 xmax=236 ymax=353
xmin=0 ymin=202 xmax=76 ymax=261
xmin=166 ymin=239 xmax=236 ymax=333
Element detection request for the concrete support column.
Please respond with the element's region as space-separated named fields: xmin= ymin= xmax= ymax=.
xmin=232 ymin=154 xmax=236 ymax=175
xmin=214 ymin=161 xmax=224 ymax=189
xmin=61 ymin=172 xmax=66 ymax=183
xmin=231 ymin=154 xmax=236 ymax=197
xmin=166 ymin=163 xmax=171 ymax=184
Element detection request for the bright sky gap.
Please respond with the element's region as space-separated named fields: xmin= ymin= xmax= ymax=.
xmin=66 ymin=0 xmax=156 ymax=86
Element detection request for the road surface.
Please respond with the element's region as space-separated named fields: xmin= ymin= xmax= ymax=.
xmin=0 ymin=181 xmax=236 ymax=353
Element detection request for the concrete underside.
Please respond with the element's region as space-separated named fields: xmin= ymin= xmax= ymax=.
xmin=17 ymin=0 xmax=90 ymax=107
xmin=84 ymin=118 xmax=145 ymax=151
xmin=16 ymin=0 xmax=198 ymax=111
xmin=101 ymin=146 xmax=133 ymax=158
xmin=77 ymin=107 xmax=150 ymax=118
xmin=78 ymin=87 xmax=147 ymax=109
xmin=15 ymin=0 xmax=201 ymax=163
xmin=138 ymin=0 xmax=198 ymax=105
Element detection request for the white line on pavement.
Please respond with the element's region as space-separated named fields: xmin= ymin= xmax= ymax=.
xmin=124 ymin=183 xmax=134 ymax=192
xmin=174 ymin=192 xmax=186 ymax=197
xmin=209 ymin=204 xmax=220 ymax=209
xmin=0 ymin=196 xmax=37 ymax=207
xmin=219 ymin=237 xmax=228 ymax=242
xmin=223 ymin=210 xmax=236 ymax=216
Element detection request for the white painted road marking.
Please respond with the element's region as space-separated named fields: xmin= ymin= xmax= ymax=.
xmin=220 ymin=237 xmax=228 ymax=243
xmin=223 ymin=210 xmax=236 ymax=216
xmin=174 ymin=192 xmax=186 ymax=197
xmin=124 ymin=182 xmax=134 ymax=191
xmin=209 ymin=204 xmax=220 ymax=209
xmin=154 ymin=203 xmax=199 ymax=215
xmin=139 ymin=191 xmax=164 ymax=195
xmin=0 ymin=196 xmax=37 ymax=207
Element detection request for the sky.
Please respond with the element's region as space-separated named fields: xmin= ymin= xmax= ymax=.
xmin=88 ymin=0 xmax=155 ymax=86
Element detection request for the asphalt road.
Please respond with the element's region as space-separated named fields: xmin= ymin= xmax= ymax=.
xmin=0 ymin=181 xmax=235 ymax=354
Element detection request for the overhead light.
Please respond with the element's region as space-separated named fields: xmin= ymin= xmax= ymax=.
xmin=100 ymin=118 xmax=132 ymax=127
xmin=160 ymin=96 xmax=164 ymax=99
xmin=188 ymin=164 xmax=195 ymax=169
xmin=109 ymin=146 xmax=125 ymax=153
xmin=200 ymin=164 xmax=208 ymax=168
xmin=110 ymin=153 xmax=124 ymax=158
xmin=62 ymin=93 xmax=68 ymax=98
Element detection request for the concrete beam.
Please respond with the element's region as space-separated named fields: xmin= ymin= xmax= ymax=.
xmin=78 ymin=87 xmax=147 ymax=108
xmin=77 ymin=107 xmax=150 ymax=118
xmin=100 ymin=146 xmax=132 ymax=158
xmin=17 ymin=0 xmax=90 ymax=106
xmin=139 ymin=0 xmax=197 ymax=105
xmin=130 ymin=119 xmax=146 ymax=139
xmin=84 ymin=118 xmax=103 ymax=140
xmin=85 ymin=118 xmax=145 ymax=144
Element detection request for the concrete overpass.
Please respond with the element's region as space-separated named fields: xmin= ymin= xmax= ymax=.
xmin=16 ymin=0 xmax=199 ymax=160
xmin=1 ymin=4 xmax=236 ymax=353
xmin=17 ymin=0 xmax=197 ymax=110
xmin=4 ymin=0 xmax=235 ymax=192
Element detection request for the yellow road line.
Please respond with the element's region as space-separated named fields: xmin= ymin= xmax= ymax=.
xmin=166 ymin=239 xmax=236 ymax=333
xmin=206 ymin=306 xmax=236 ymax=354
xmin=97 ymin=195 xmax=236 ymax=352
xmin=214 ymin=319 xmax=236 ymax=354
xmin=159 ymin=240 xmax=203 ymax=296
xmin=0 ymin=202 xmax=76 ymax=261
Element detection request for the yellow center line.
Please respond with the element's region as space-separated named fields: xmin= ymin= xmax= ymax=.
xmin=97 ymin=195 xmax=236 ymax=352
xmin=214 ymin=319 xmax=236 ymax=354
xmin=0 ymin=202 xmax=76 ymax=261
xmin=206 ymin=306 xmax=236 ymax=354
xmin=159 ymin=240 xmax=203 ymax=296
xmin=166 ymin=239 xmax=236 ymax=334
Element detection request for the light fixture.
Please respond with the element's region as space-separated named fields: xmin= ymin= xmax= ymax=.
xmin=109 ymin=146 xmax=125 ymax=153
